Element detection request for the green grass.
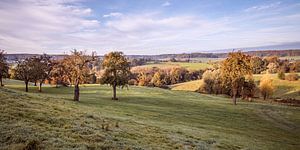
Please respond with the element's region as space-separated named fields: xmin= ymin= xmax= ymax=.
xmin=1 ymin=79 xmax=300 ymax=149
xmin=189 ymin=57 xmax=224 ymax=63
xmin=139 ymin=62 xmax=212 ymax=70
xmin=171 ymin=80 xmax=204 ymax=92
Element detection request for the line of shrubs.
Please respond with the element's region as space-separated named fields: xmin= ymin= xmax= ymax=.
xmin=128 ymin=66 xmax=204 ymax=88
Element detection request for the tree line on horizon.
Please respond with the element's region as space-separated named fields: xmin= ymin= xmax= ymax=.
xmin=1 ymin=49 xmax=300 ymax=105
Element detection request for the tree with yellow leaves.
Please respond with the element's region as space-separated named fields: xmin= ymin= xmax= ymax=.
xmin=259 ymin=74 xmax=275 ymax=100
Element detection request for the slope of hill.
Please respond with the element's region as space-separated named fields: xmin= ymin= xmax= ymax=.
xmin=171 ymin=80 xmax=204 ymax=91
xmin=1 ymin=80 xmax=300 ymax=149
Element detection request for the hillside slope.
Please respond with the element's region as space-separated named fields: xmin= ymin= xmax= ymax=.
xmin=1 ymin=80 xmax=300 ymax=149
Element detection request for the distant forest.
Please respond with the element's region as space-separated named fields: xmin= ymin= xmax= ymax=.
xmin=4 ymin=49 xmax=300 ymax=62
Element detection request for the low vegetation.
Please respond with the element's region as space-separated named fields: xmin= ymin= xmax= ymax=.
xmin=259 ymin=74 xmax=275 ymax=100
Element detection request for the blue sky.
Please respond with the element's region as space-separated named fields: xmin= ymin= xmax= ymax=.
xmin=0 ymin=0 xmax=300 ymax=54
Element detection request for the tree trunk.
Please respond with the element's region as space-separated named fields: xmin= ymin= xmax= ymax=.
xmin=112 ymin=84 xmax=117 ymax=100
xmin=263 ymin=93 xmax=267 ymax=100
xmin=39 ymin=82 xmax=42 ymax=92
xmin=74 ymin=84 xmax=80 ymax=101
xmin=25 ymin=81 xmax=29 ymax=92
xmin=34 ymin=81 xmax=37 ymax=86
xmin=232 ymin=88 xmax=237 ymax=105
xmin=0 ymin=76 xmax=3 ymax=87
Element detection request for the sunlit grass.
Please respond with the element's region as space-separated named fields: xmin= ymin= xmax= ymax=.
xmin=1 ymin=79 xmax=300 ymax=149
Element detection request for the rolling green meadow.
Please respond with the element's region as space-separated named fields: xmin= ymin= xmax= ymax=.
xmin=1 ymin=79 xmax=299 ymax=149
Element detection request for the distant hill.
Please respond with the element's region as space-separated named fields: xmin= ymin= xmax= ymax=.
xmin=5 ymin=49 xmax=300 ymax=62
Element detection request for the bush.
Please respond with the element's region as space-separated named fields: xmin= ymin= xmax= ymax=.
xmin=128 ymin=79 xmax=137 ymax=85
xmin=277 ymin=70 xmax=285 ymax=80
xmin=202 ymin=69 xmax=224 ymax=94
xmin=285 ymin=73 xmax=299 ymax=81
xmin=241 ymin=76 xmax=256 ymax=101
xmin=197 ymin=80 xmax=206 ymax=93
xmin=267 ymin=62 xmax=279 ymax=73
xmin=259 ymin=74 xmax=275 ymax=100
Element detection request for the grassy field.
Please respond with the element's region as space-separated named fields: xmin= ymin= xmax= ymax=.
xmin=280 ymin=56 xmax=300 ymax=60
xmin=139 ymin=62 xmax=212 ymax=70
xmin=171 ymin=80 xmax=203 ymax=92
xmin=1 ymin=79 xmax=300 ymax=149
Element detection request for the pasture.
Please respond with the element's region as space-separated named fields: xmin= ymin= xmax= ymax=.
xmin=1 ymin=79 xmax=299 ymax=149
xmin=139 ymin=62 xmax=212 ymax=70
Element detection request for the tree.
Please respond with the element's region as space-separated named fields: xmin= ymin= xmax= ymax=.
xmin=151 ymin=72 xmax=163 ymax=87
xmin=259 ymin=74 xmax=275 ymax=100
xmin=64 ymin=50 xmax=94 ymax=101
xmin=100 ymin=52 xmax=131 ymax=100
xmin=50 ymin=60 xmax=69 ymax=87
xmin=267 ymin=62 xmax=279 ymax=73
xmin=29 ymin=57 xmax=42 ymax=86
xmin=289 ymin=61 xmax=300 ymax=72
xmin=202 ymin=70 xmax=214 ymax=93
xmin=221 ymin=51 xmax=252 ymax=105
xmin=241 ymin=76 xmax=256 ymax=101
xmin=37 ymin=55 xmax=53 ymax=92
xmin=170 ymin=67 xmax=187 ymax=84
xmin=250 ymin=56 xmax=266 ymax=74
xmin=202 ymin=69 xmax=225 ymax=95
xmin=277 ymin=70 xmax=285 ymax=80
xmin=0 ymin=50 xmax=9 ymax=86
xmin=137 ymin=72 xmax=152 ymax=86
xmin=14 ymin=58 xmax=35 ymax=92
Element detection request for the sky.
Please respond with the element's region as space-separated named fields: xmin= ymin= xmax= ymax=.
xmin=0 ymin=0 xmax=300 ymax=55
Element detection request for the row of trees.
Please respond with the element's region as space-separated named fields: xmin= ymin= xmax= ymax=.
xmin=1 ymin=50 xmax=130 ymax=101
xmin=251 ymin=56 xmax=300 ymax=74
xmin=1 ymin=50 xmax=298 ymax=105
xmin=50 ymin=51 xmax=130 ymax=101
xmin=129 ymin=67 xmax=203 ymax=88
xmin=13 ymin=54 xmax=52 ymax=92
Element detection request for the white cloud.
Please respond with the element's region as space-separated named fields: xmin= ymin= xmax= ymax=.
xmin=0 ymin=0 xmax=100 ymax=54
xmin=103 ymin=12 xmax=123 ymax=18
xmin=245 ymin=2 xmax=281 ymax=12
xmin=162 ymin=1 xmax=171 ymax=7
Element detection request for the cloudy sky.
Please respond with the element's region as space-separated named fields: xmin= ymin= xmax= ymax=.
xmin=1 ymin=0 xmax=300 ymax=54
